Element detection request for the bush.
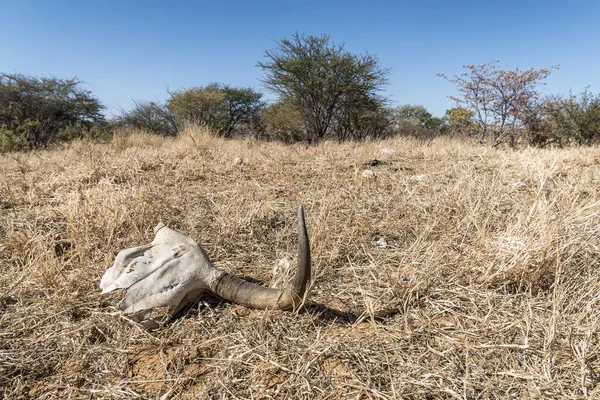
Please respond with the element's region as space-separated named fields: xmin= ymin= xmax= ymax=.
xmin=526 ymin=89 xmax=600 ymax=147
xmin=391 ymin=104 xmax=446 ymax=139
xmin=445 ymin=107 xmax=480 ymax=136
xmin=551 ymin=89 xmax=600 ymax=146
xmin=336 ymin=99 xmax=391 ymax=141
xmin=260 ymin=100 xmax=305 ymax=142
xmin=0 ymin=73 xmax=105 ymax=149
xmin=0 ymin=125 xmax=28 ymax=152
xmin=349 ymin=107 xmax=390 ymax=140
xmin=56 ymin=121 xmax=113 ymax=143
xmin=167 ymin=84 xmax=224 ymax=131
xmin=116 ymin=101 xmax=178 ymax=136
xmin=167 ymin=83 xmax=264 ymax=137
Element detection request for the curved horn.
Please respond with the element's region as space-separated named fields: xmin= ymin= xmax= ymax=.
xmin=210 ymin=205 xmax=311 ymax=311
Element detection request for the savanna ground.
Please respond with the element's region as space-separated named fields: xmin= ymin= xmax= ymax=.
xmin=1 ymin=127 xmax=600 ymax=399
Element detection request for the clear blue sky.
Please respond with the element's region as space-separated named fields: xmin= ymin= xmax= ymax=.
xmin=1 ymin=0 xmax=599 ymax=117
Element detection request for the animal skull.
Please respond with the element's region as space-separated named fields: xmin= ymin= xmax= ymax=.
xmin=100 ymin=206 xmax=311 ymax=325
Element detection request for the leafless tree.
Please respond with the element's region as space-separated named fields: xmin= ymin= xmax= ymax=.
xmin=438 ymin=61 xmax=557 ymax=147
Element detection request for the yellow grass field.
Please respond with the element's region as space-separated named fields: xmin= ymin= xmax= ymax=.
xmin=1 ymin=128 xmax=600 ymax=399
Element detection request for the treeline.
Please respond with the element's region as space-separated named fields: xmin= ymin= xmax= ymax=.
xmin=2 ymin=34 xmax=600 ymax=152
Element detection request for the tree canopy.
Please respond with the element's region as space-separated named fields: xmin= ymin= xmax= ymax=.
xmin=258 ymin=33 xmax=389 ymax=141
xmin=0 ymin=73 xmax=105 ymax=148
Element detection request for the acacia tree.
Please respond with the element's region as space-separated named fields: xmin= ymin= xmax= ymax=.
xmin=390 ymin=104 xmax=431 ymax=137
xmin=388 ymin=104 xmax=446 ymax=138
xmin=392 ymin=104 xmax=432 ymax=125
xmin=438 ymin=61 xmax=557 ymax=146
xmin=0 ymin=73 xmax=105 ymax=148
xmin=117 ymin=101 xmax=178 ymax=136
xmin=258 ymin=33 xmax=389 ymax=141
xmin=220 ymin=85 xmax=264 ymax=136
xmin=167 ymin=83 xmax=264 ymax=137
xmin=552 ymin=89 xmax=600 ymax=145
xmin=527 ymin=89 xmax=600 ymax=147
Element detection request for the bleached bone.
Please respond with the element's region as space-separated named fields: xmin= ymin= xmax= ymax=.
xmin=100 ymin=206 xmax=310 ymax=323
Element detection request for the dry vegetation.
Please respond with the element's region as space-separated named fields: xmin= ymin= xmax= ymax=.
xmin=1 ymin=127 xmax=600 ymax=399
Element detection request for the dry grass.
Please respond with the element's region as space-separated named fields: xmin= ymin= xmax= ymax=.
xmin=1 ymin=126 xmax=600 ymax=399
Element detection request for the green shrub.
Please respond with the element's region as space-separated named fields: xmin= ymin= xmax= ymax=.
xmin=526 ymin=89 xmax=600 ymax=147
xmin=391 ymin=104 xmax=447 ymax=139
xmin=551 ymin=89 xmax=600 ymax=146
xmin=445 ymin=107 xmax=480 ymax=136
xmin=116 ymin=101 xmax=178 ymax=136
xmin=0 ymin=125 xmax=29 ymax=152
xmin=57 ymin=122 xmax=113 ymax=143
xmin=0 ymin=73 xmax=105 ymax=148
xmin=260 ymin=100 xmax=305 ymax=142
xmin=337 ymin=105 xmax=391 ymax=140
xmin=167 ymin=83 xmax=264 ymax=137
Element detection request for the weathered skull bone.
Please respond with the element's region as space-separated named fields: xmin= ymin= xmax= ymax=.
xmin=100 ymin=206 xmax=311 ymax=323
